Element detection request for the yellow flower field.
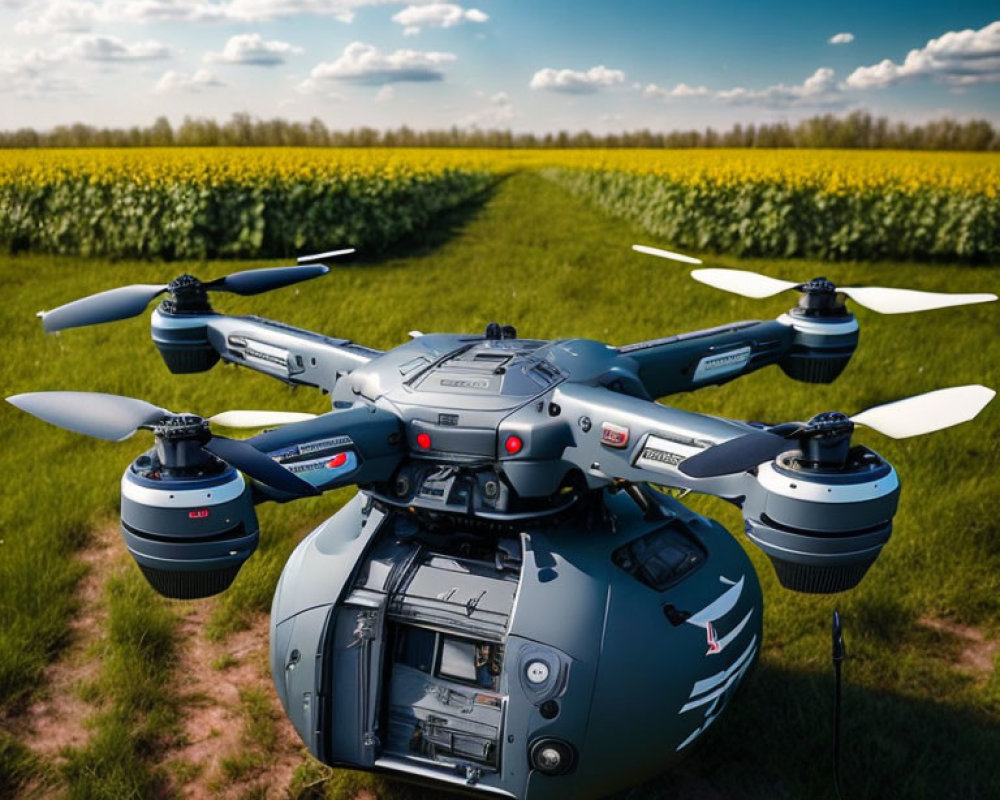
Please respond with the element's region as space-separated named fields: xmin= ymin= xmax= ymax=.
xmin=1 ymin=147 xmax=997 ymax=260
xmin=2 ymin=147 xmax=996 ymax=194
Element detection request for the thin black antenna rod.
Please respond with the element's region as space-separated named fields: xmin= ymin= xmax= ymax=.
xmin=832 ymin=610 xmax=846 ymax=800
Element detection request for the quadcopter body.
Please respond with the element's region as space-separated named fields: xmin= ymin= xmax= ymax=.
xmin=8 ymin=249 xmax=995 ymax=800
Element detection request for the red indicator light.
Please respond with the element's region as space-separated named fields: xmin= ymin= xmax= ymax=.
xmin=416 ymin=432 xmax=432 ymax=450
xmin=505 ymin=435 xmax=523 ymax=455
xmin=188 ymin=509 xmax=209 ymax=519
xmin=327 ymin=452 xmax=348 ymax=468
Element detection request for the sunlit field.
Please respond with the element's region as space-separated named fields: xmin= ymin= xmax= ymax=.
xmin=3 ymin=148 xmax=998 ymax=261
xmin=1 ymin=170 xmax=998 ymax=799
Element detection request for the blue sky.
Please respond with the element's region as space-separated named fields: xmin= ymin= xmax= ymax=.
xmin=1 ymin=0 xmax=998 ymax=132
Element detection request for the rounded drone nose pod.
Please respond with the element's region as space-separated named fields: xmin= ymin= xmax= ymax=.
xmin=120 ymin=463 xmax=260 ymax=599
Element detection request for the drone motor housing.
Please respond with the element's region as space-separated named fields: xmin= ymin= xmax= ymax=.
xmin=120 ymin=456 xmax=259 ymax=599
xmin=778 ymin=309 xmax=860 ymax=385
xmin=151 ymin=310 xmax=220 ymax=374
xmin=742 ymin=447 xmax=899 ymax=593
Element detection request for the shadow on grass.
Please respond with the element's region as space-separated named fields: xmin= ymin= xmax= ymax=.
xmin=617 ymin=662 xmax=1000 ymax=800
xmin=351 ymin=177 xmax=504 ymax=266
xmin=302 ymin=660 xmax=1000 ymax=800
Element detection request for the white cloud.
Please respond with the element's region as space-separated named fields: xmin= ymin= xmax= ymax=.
xmin=299 ymin=41 xmax=456 ymax=88
xmin=643 ymin=82 xmax=709 ymax=98
xmin=374 ymin=84 xmax=394 ymax=102
xmin=11 ymin=0 xmax=404 ymax=28
xmin=0 ymin=48 xmax=82 ymax=96
xmin=218 ymin=0 xmax=365 ymax=22
xmin=643 ymin=68 xmax=845 ymax=108
xmin=529 ymin=65 xmax=626 ymax=94
xmin=69 ymin=34 xmax=171 ymax=61
xmin=717 ymin=67 xmax=843 ymax=106
xmin=392 ymin=3 xmax=488 ymax=36
xmin=457 ymin=89 xmax=514 ymax=127
xmin=829 ymin=32 xmax=854 ymax=45
xmin=155 ymin=68 xmax=225 ymax=93
xmin=15 ymin=0 xmax=98 ymax=35
xmin=846 ymin=21 xmax=1000 ymax=89
xmin=205 ymin=33 xmax=303 ymax=65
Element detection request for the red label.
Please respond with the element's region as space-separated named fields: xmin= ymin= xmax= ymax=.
xmin=188 ymin=509 xmax=209 ymax=519
xmin=601 ymin=422 xmax=630 ymax=448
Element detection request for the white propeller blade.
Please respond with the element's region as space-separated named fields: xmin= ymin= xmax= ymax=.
xmin=840 ymin=286 xmax=997 ymax=315
xmin=690 ymin=268 xmax=799 ymax=299
xmin=208 ymin=410 xmax=318 ymax=428
xmin=297 ymin=248 xmax=356 ymax=264
xmin=7 ymin=391 xmax=169 ymax=441
xmin=851 ymin=385 xmax=995 ymax=439
xmin=632 ymin=244 xmax=703 ymax=265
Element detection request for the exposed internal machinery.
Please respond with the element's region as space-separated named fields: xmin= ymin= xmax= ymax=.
xmin=8 ymin=244 xmax=996 ymax=800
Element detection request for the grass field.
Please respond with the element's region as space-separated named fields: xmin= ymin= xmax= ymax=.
xmin=1 ymin=171 xmax=999 ymax=799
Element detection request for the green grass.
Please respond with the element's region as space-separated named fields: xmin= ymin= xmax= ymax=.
xmin=0 ymin=731 xmax=50 ymax=798
xmin=1 ymin=171 xmax=999 ymax=798
xmin=60 ymin=570 xmax=179 ymax=800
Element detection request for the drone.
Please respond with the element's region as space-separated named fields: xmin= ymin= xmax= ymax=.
xmin=7 ymin=244 xmax=996 ymax=799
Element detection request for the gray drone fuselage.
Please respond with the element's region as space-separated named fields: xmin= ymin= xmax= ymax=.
xmin=125 ymin=299 xmax=898 ymax=799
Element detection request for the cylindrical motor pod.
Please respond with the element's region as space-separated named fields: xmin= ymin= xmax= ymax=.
xmin=120 ymin=465 xmax=259 ymax=599
xmin=742 ymin=455 xmax=899 ymax=594
xmin=151 ymin=309 xmax=219 ymax=374
xmin=777 ymin=313 xmax=859 ymax=384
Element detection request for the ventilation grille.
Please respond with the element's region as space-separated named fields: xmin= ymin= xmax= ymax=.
xmin=138 ymin=563 xmax=243 ymax=600
xmin=768 ymin=556 xmax=875 ymax=594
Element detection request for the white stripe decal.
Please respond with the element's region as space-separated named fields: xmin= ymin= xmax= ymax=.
xmin=680 ymin=657 xmax=755 ymax=714
xmin=713 ymin=609 xmax=753 ymax=656
xmin=685 ymin=576 xmax=744 ymax=628
xmin=685 ymin=636 xmax=758 ymax=706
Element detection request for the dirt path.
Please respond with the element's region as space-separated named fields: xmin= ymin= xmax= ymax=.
xmin=919 ymin=616 xmax=1000 ymax=679
xmin=163 ymin=607 xmax=307 ymax=800
xmin=2 ymin=524 xmax=120 ymax=770
xmin=0 ymin=522 xmax=308 ymax=800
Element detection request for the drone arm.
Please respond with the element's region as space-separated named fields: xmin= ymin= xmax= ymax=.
xmin=152 ymin=308 xmax=380 ymax=393
xmin=550 ymin=383 xmax=759 ymax=501
xmin=618 ymin=320 xmax=795 ymax=398
xmin=243 ymin=404 xmax=404 ymax=502
xmin=620 ymin=312 xmax=860 ymax=397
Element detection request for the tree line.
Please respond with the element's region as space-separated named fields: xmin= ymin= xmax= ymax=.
xmin=2 ymin=111 xmax=997 ymax=150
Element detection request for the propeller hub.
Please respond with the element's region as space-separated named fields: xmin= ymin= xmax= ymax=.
xmin=154 ymin=413 xmax=211 ymax=441
xmin=792 ymin=277 xmax=849 ymax=318
xmin=805 ymin=411 xmax=854 ymax=435
xmin=801 ymin=277 xmax=837 ymax=295
xmin=151 ymin=414 xmax=216 ymax=474
xmin=792 ymin=412 xmax=855 ymax=470
xmin=163 ymin=275 xmax=212 ymax=314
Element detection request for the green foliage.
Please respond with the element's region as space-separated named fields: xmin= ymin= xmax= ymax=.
xmin=0 ymin=168 xmax=494 ymax=260
xmin=544 ymin=167 xmax=1000 ymax=262
xmin=2 ymin=111 xmax=997 ymax=150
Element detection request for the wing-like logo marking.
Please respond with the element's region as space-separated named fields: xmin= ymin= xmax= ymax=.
xmin=675 ymin=635 xmax=758 ymax=751
xmin=674 ymin=574 xmax=757 ymax=750
xmin=684 ymin=575 xmax=746 ymax=655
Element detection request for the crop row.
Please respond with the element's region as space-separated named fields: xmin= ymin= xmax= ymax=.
xmin=0 ymin=149 xmax=500 ymax=259
xmin=543 ymin=167 xmax=1000 ymax=261
xmin=2 ymin=148 xmax=998 ymax=261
